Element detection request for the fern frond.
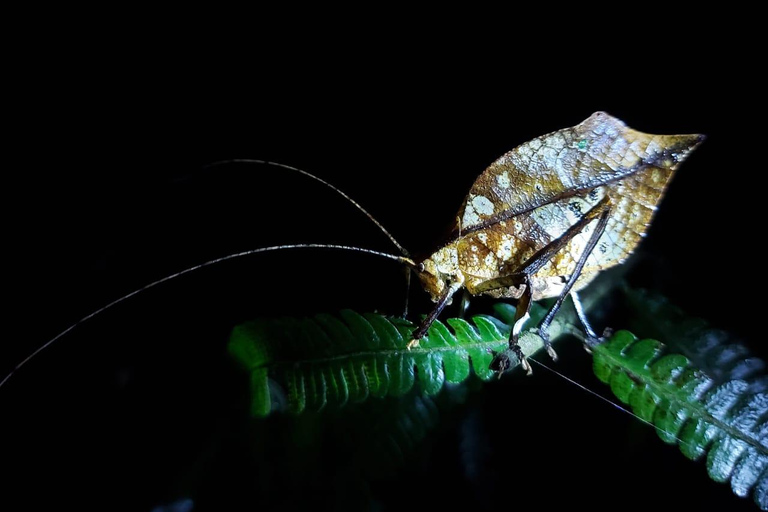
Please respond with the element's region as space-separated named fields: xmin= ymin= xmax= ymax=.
xmin=623 ymin=287 xmax=766 ymax=384
xmin=594 ymin=330 xmax=768 ymax=510
xmin=228 ymin=304 xmax=556 ymax=417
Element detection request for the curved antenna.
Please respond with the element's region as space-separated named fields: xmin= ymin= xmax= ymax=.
xmin=0 ymin=244 xmax=418 ymax=389
xmin=202 ymin=159 xmax=411 ymax=257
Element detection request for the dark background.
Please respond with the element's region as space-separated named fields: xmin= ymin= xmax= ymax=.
xmin=4 ymin=25 xmax=765 ymax=512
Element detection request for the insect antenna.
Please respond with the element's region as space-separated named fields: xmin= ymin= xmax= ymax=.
xmin=528 ymin=357 xmax=700 ymax=452
xmin=2 ymin=159 xmax=419 ymax=390
xmin=202 ymin=159 xmax=418 ymax=315
xmin=201 ymin=159 xmax=411 ymax=258
xmin=0 ymin=244 xmax=418 ymax=389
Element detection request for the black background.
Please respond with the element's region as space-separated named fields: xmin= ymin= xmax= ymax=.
xmin=4 ymin=23 xmax=766 ymax=512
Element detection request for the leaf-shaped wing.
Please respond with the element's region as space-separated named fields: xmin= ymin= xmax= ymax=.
xmin=456 ymin=111 xmax=703 ymax=234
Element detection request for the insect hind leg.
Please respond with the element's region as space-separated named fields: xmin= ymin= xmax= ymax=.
xmin=481 ymin=197 xmax=612 ymax=374
xmin=569 ymin=290 xmax=599 ymax=344
xmin=535 ymin=203 xmax=611 ymax=350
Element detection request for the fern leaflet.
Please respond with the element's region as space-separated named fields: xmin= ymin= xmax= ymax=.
xmin=594 ymin=330 xmax=768 ymax=510
xmin=227 ymin=304 xmax=556 ymax=417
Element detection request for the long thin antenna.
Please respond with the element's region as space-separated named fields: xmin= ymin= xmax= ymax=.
xmin=0 ymin=244 xmax=417 ymax=389
xmin=202 ymin=159 xmax=411 ymax=257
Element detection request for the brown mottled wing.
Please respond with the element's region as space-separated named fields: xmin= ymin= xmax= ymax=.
xmin=456 ymin=111 xmax=703 ymax=235
xmin=454 ymin=113 xmax=703 ymax=300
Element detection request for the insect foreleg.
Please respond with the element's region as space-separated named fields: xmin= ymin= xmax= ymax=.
xmin=407 ymin=279 xmax=463 ymax=349
xmin=480 ymin=272 xmax=534 ymax=374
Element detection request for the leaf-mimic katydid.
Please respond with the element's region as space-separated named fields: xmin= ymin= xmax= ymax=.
xmin=0 ymin=111 xmax=702 ymax=387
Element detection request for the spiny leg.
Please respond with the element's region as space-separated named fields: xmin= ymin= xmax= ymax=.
xmin=536 ymin=203 xmax=610 ymax=351
xmin=407 ymin=280 xmax=462 ymax=349
xmin=507 ymin=274 xmax=534 ymax=374
xmin=569 ymin=290 xmax=598 ymax=343
xmin=477 ymin=272 xmax=533 ymax=374
xmin=479 ymin=196 xmax=612 ymax=373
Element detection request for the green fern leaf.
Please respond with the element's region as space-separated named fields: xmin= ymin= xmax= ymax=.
xmin=594 ymin=330 xmax=768 ymax=509
xmin=623 ymin=288 xmax=766 ymax=384
xmin=227 ymin=304 xmax=554 ymax=418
